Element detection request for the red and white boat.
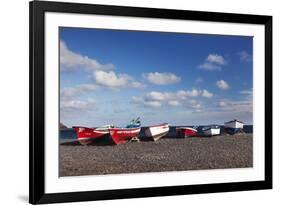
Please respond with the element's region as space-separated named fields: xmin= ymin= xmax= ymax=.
xmin=109 ymin=118 xmax=141 ymax=145
xmin=145 ymin=123 xmax=169 ymax=141
xmin=73 ymin=125 xmax=113 ymax=145
xmin=176 ymin=127 xmax=198 ymax=137
xmin=109 ymin=127 xmax=141 ymax=145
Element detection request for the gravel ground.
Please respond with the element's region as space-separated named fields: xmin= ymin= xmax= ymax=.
xmin=59 ymin=134 xmax=252 ymax=176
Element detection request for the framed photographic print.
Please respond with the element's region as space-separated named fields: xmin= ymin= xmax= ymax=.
xmin=29 ymin=0 xmax=272 ymax=204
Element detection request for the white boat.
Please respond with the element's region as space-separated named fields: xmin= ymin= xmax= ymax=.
xmin=145 ymin=123 xmax=169 ymax=141
xmin=224 ymin=119 xmax=244 ymax=134
xmin=202 ymin=125 xmax=220 ymax=136
xmin=224 ymin=119 xmax=244 ymax=129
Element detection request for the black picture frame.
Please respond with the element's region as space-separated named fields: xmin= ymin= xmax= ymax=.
xmin=29 ymin=0 xmax=272 ymax=204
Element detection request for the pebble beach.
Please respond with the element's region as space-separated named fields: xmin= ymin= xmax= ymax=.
xmin=59 ymin=133 xmax=253 ymax=177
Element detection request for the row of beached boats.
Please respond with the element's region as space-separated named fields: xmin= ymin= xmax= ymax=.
xmin=72 ymin=118 xmax=245 ymax=145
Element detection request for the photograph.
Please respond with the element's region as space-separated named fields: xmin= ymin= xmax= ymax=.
xmin=29 ymin=1 xmax=272 ymax=203
xmin=59 ymin=27 xmax=253 ymax=177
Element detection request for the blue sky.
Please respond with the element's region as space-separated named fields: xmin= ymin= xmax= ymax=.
xmin=60 ymin=27 xmax=253 ymax=127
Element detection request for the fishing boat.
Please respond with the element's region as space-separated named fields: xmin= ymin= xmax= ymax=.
xmin=145 ymin=123 xmax=169 ymax=141
xmin=176 ymin=127 xmax=198 ymax=138
xmin=109 ymin=118 xmax=141 ymax=145
xmin=73 ymin=125 xmax=114 ymax=145
xmin=202 ymin=125 xmax=220 ymax=136
xmin=224 ymin=119 xmax=244 ymax=134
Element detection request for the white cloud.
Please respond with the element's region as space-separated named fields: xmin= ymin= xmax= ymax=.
xmin=130 ymin=81 xmax=146 ymax=89
xmin=60 ymin=98 xmax=98 ymax=125
xmin=61 ymin=98 xmax=96 ymax=111
xmin=61 ymin=84 xmax=98 ymax=99
xmin=240 ymin=89 xmax=252 ymax=95
xmin=143 ymin=72 xmax=181 ymax=85
xmin=198 ymin=62 xmax=221 ymax=71
xmin=201 ymin=89 xmax=213 ymax=98
xmin=132 ymin=96 xmax=162 ymax=108
xmin=144 ymin=89 xmax=201 ymax=102
xmin=144 ymin=101 xmax=162 ymax=108
xmin=190 ymin=100 xmax=201 ymax=109
xmin=239 ymin=89 xmax=253 ymax=103
xmin=133 ymin=89 xmax=213 ymax=108
xmin=216 ymin=80 xmax=229 ymax=90
xmin=145 ymin=91 xmax=167 ymax=101
xmin=238 ymin=51 xmax=252 ymax=62
xmin=187 ymin=89 xmax=201 ymax=97
xmin=92 ymin=70 xmax=144 ymax=89
xmin=206 ymin=54 xmax=226 ymax=65
xmin=61 ymin=87 xmax=79 ymax=98
xmin=93 ymin=70 xmax=131 ymax=88
xmin=60 ymin=40 xmax=114 ymax=71
xmin=168 ymin=100 xmax=181 ymax=106
xmin=218 ymin=99 xmax=252 ymax=113
xmin=198 ymin=54 xmax=227 ymax=71
xmin=219 ymin=101 xmax=227 ymax=107
xmin=60 ymin=41 xmax=145 ymax=91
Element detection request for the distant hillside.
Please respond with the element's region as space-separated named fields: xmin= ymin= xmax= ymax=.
xmin=60 ymin=122 xmax=67 ymax=129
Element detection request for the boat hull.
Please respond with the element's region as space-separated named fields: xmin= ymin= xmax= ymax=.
xmin=109 ymin=127 xmax=141 ymax=145
xmin=73 ymin=126 xmax=109 ymax=145
xmin=224 ymin=121 xmax=244 ymax=129
xmin=224 ymin=127 xmax=242 ymax=135
xmin=145 ymin=123 xmax=169 ymax=141
xmin=176 ymin=127 xmax=198 ymax=137
xmin=224 ymin=120 xmax=244 ymax=134
xmin=203 ymin=128 xmax=220 ymax=136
